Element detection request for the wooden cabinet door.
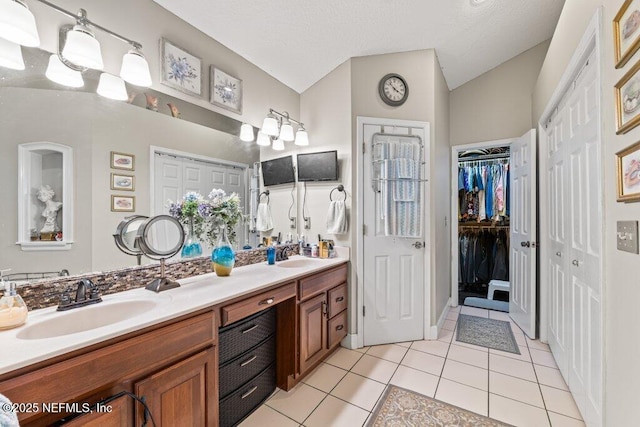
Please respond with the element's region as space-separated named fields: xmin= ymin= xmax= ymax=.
xmin=135 ymin=348 xmax=217 ymax=427
xmin=299 ymin=293 xmax=327 ymax=374
xmin=64 ymin=395 xmax=132 ymax=427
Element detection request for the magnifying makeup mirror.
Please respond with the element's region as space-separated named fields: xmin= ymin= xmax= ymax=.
xmin=113 ymin=215 xmax=148 ymax=265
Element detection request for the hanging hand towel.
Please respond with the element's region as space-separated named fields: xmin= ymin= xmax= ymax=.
xmin=393 ymin=158 xmax=417 ymax=201
xmin=326 ymin=200 xmax=348 ymax=234
xmin=256 ymin=201 xmax=274 ymax=232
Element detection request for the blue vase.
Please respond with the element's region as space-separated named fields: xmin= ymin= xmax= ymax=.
xmin=211 ymin=226 xmax=235 ymax=276
xmin=181 ymin=217 xmax=203 ymax=258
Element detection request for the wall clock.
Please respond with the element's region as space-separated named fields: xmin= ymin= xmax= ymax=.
xmin=378 ymin=73 xmax=409 ymax=106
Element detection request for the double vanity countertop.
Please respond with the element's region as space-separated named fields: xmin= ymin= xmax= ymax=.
xmin=0 ymin=253 xmax=349 ymax=376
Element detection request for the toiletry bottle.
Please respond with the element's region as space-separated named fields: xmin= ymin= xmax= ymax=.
xmin=311 ymin=244 xmax=319 ymax=258
xmin=299 ymin=233 xmax=306 ymax=252
xmin=0 ymin=275 xmax=28 ymax=330
xmin=267 ymin=244 xmax=276 ymax=265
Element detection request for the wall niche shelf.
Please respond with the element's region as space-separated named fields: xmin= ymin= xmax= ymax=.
xmin=17 ymin=142 xmax=74 ymax=251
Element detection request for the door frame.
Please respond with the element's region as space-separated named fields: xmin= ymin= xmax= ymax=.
xmin=356 ymin=116 xmax=431 ymax=348
xmin=449 ymin=138 xmax=515 ymax=308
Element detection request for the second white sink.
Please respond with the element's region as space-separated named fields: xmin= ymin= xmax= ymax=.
xmin=277 ymin=257 xmax=324 ymax=269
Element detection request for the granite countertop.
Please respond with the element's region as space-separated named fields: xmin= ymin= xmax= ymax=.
xmin=0 ymin=252 xmax=349 ymax=375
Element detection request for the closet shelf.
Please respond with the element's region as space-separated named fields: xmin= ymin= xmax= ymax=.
xmin=458 ymin=223 xmax=510 ymax=229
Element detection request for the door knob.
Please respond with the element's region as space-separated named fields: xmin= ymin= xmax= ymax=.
xmin=520 ymin=241 xmax=530 ymax=247
xmin=555 ymin=251 xmax=562 ymax=257
xmin=572 ymin=259 xmax=580 ymax=266
xmin=413 ymin=242 xmax=423 ymax=249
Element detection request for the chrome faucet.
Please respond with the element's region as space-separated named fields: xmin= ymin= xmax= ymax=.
xmin=57 ymin=279 xmax=102 ymax=311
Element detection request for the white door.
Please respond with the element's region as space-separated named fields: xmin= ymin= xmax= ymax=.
xmin=509 ymin=129 xmax=537 ymax=338
xmin=362 ymin=121 xmax=427 ymax=346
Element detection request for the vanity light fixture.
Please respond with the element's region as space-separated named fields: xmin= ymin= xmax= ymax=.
xmin=120 ymin=48 xmax=152 ymax=87
xmin=261 ymin=112 xmax=280 ymax=137
xmin=295 ymin=125 xmax=309 ymax=146
xmin=45 ymin=54 xmax=84 ymax=87
xmin=272 ymin=138 xmax=285 ymax=151
xmin=0 ymin=0 xmax=40 ymax=47
xmin=61 ymin=21 xmax=104 ymax=70
xmin=260 ymin=109 xmax=310 ymax=150
xmin=0 ymin=37 xmax=25 ymax=70
xmin=96 ymin=73 xmax=128 ymax=101
xmin=256 ymin=131 xmax=271 ymax=146
xmin=240 ymin=123 xmax=255 ymax=142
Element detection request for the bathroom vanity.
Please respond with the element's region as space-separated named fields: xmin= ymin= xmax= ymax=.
xmin=0 ymin=255 xmax=348 ymax=426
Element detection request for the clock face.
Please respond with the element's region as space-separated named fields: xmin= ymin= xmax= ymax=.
xmin=379 ymin=74 xmax=409 ymax=106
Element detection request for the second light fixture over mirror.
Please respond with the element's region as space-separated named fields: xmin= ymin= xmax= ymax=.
xmin=240 ymin=108 xmax=310 ymax=150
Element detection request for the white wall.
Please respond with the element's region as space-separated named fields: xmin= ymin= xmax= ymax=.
xmin=532 ymin=0 xmax=639 ymax=424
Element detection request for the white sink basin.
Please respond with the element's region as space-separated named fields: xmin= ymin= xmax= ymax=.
xmin=277 ymin=257 xmax=324 ymax=268
xmin=17 ymin=297 xmax=170 ymax=340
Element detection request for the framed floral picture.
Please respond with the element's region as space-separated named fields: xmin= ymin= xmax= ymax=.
xmin=110 ymin=151 xmax=135 ymax=171
xmin=110 ymin=173 xmax=135 ymax=191
xmin=111 ymin=195 xmax=136 ymax=212
xmin=615 ymin=0 xmax=640 ymax=68
xmin=210 ymin=66 xmax=242 ymax=114
xmin=617 ymin=140 xmax=640 ymax=202
xmin=615 ymin=59 xmax=640 ymax=134
xmin=160 ymin=38 xmax=202 ymax=96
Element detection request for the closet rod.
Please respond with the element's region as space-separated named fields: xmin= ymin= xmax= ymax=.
xmin=458 ymin=153 xmax=510 ymax=162
xmin=458 ymin=224 xmax=510 ymax=229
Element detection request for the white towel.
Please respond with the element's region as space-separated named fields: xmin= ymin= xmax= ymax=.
xmin=0 ymin=394 xmax=19 ymax=427
xmin=326 ymin=200 xmax=348 ymax=234
xmin=256 ymin=201 xmax=274 ymax=232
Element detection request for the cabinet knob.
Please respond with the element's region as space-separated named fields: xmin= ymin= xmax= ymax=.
xmin=336 ymin=296 xmax=344 ymax=302
xmin=259 ymin=297 xmax=275 ymax=306
xmin=336 ymin=325 xmax=344 ymax=331
xmin=556 ymin=251 xmax=562 ymax=257
xmin=572 ymin=259 xmax=580 ymax=267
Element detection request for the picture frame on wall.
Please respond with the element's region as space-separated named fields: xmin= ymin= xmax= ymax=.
xmin=110 ymin=173 xmax=135 ymax=191
xmin=160 ymin=38 xmax=202 ymax=97
xmin=210 ymin=66 xmax=243 ymax=114
xmin=111 ymin=195 xmax=136 ymax=212
xmin=110 ymin=151 xmax=135 ymax=171
xmin=614 ymin=0 xmax=640 ymax=68
xmin=616 ymin=140 xmax=640 ymax=202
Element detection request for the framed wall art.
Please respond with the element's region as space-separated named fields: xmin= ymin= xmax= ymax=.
xmin=110 ymin=173 xmax=135 ymax=191
xmin=210 ymin=66 xmax=242 ymax=114
xmin=615 ymin=59 xmax=640 ymax=134
xmin=160 ymin=38 xmax=202 ymax=96
xmin=110 ymin=151 xmax=135 ymax=171
xmin=617 ymin=140 xmax=640 ymax=202
xmin=615 ymin=0 xmax=640 ymax=68
xmin=111 ymin=195 xmax=136 ymax=212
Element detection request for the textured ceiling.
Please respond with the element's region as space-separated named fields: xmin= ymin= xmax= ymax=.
xmin=153 ymin=0 xmax=565 ymax=93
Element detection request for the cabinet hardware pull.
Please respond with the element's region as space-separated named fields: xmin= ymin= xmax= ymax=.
xmin=240 ymin=355 xmax=257 ymax=367
xmin=259 ymin=297 xmax=275 ymax=305
xmin=322 ymin=301 xmax=327 ymax=315
xmin=241 ymin=386 xmax=258 ymax=399
xmin=242 ymin=324 xmax=259 ymax=334
xmin=556 ymin=251 xmax=561 ymax=257
xmin=336 ymin=296 xmax=344 ymax=302
xmin=336 ymin=325 xmax=344 ymax=331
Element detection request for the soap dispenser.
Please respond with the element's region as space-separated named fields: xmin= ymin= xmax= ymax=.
xmin=0 ymin=270 xmax=28 ymax=330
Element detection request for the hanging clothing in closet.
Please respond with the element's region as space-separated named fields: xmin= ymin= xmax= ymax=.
xmin=458 ymin=161 xmax=510 ymax=223
xmin=458 ymin=228 xmax=509 ymax=288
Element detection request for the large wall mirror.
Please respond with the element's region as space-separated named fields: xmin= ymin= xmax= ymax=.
xmin=0 ymin=47 xmax=282 ymax=280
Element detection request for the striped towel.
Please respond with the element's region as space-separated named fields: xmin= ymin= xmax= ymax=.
xmin=392 ymin=158 xmax=417 ymax=202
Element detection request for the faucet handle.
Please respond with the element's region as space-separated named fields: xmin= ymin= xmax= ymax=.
xmin=89 ymin=286 xmax=101 ymax=300
xmin=59 ymin=289 xmax=72 ymax=306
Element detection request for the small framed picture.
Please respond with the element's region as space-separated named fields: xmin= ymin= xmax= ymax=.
xmin=111 ymin=195 xmax=136 ymax=212
xmin=617 ymin=141 xmax=640 ymax=202
xmin=160 ymin=38 xmax=202 ymax=97
xmin=615 ymin=60 xmax=640 ymax=134
xmin=210 ymin=66 xmax=242 ymax=114
xmin=110 ymin=151 xmax=135 ymax=171
xmin=614 ymin=0 xmax=640 ymax=68
xmin=110 ymin=173 xmax=135 ymax=191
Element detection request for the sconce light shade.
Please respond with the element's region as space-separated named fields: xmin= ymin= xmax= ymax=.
xmin=240 ymin=123 xmax=255 ymax=142
xmin=295 ymin=129 xmax=309 ymax=146
xmin=279 ymin=122 xmax=295 ymax=142
xmin=0 ymin=36 xmax=24 ymax=70
xmin=0 ymin=0 xmax=40 ymax=47
xmin=45 ymin=54 xmax=84 ymax=87
xmin=62 ymin=25 xmax=104 ymax=70
xmin=97 ymin=73 xmax=128 ymax=101
xmin=256 ymin=131 xmax=271 ymax=146
xmin=272 ymin=138 xmax=285 ymax=151
xmin=120 ymin=50 xmax=151 ymax=87
xmin=261 ymin=114 xmax=280 ymax=137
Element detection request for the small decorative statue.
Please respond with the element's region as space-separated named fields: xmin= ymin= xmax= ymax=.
xmin=37 ymin=185 xmax=62 ymax=235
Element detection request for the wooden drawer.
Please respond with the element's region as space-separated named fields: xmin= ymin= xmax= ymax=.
xmin=219 ymin=335 xmax=275 ymax=399
xmin=328 ymin=283 xmax=348 ymax=318
xmin=299 ymin=263 xmax=348 ymax=301
xmin=219 ymin=307 xmax=276 ymax=365
xmin=328 ymin=310 xmax=348 ymax=349
xmin=222 ymin=282 xmax=296 ymax=326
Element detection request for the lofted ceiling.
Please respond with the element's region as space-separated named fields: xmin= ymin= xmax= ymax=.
xmin=153 ymin=0 xmax=565 ymax=93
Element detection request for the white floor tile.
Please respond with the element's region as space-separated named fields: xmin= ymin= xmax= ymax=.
xmin=460 ymin=306 xmax=490 ymax=317
xmin=489 ymin=394 xmax=551 ymax=427
xmin=512 ymin=330 xmax=527 ymax=346
xmin=351 ymin=354 xmax=398 ymax=384
xmin=331 ymin=372 xmax=386 ymax=411
xmin=548 ymin=411 xmax=587 ymax=427
xmin=354 ymin=346 xmax=369 ymax=354
xmin=303 ymin=395 xmax=369 ymax=427
xmin=534 ymin=365 xmax=569 ymax=391
xmin=410 ymin=339 xmax=450 ymax=358
xmin=489 ymin=344 xmax=532 ymax=363
xmin=489 ymin=353 xmax=537 ymax=382
xmin=448 ymin=343 xmax=489 ymax=369
xmin=526 ymin=337 xmax=551 ymax=352
xmin=239 ymin=405 xmax=299 ymax=427
xmin=446 ymin=311 xmax=459 ymax=321
xmin=489 ymin=371 xmax=544 ymax=408
xmin=541 ymin=385 xmax=582 ymax=420
xmin=437 ymin=328 xmax=454 ymax=342
xmin=395 ymin=341 xmax=412 ymax=348
xmin=302 ymin=363 xmax=348 ymax=393
xmin=449 ymin=306 xmax=461 ymax=313
xmin=441 ymin=359 xmax=488 ymax=391
xmin=442 ymin=319 xmax=457 ymax=331
xmin=389 ymin=365 xmax=439 ymax=397
xmin=325 ymin=347 xmax=363 ymax=371
xmin=531 ymin=348 xmax=558 ymax=368
xmin=366 ymin=343 xmax=408 ymax=363
xmin=435 ymin=378 xmax=488 ymax=416
xmin=266 ymin=383 xmax=326 ymax=423
xmin=400 ymin=349 xmax=445 ymax=376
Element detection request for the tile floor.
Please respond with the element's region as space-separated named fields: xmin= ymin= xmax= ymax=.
xmin=239 ymin=306 xmax=585 ymax=427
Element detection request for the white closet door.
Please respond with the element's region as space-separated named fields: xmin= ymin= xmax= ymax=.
xmin=154 ymin=154 xmax=183 ymax=215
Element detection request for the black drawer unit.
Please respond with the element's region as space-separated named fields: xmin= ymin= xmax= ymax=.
xmin=219 ymin=335 xmax=275 ymax=399
xmin=219 ymin=306 xmax=276 ymax=364
xmin=219 ymin=363 xmax=276 ymax=427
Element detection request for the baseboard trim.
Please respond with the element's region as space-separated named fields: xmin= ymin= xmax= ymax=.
xmin=429 ymin=298 xmax=452 ymax=339
xmin=341 ymin=333 xmax=358 ymax=349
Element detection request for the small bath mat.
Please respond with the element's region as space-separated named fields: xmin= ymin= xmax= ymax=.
xmin=456 ymin=314 xmax=520 ymax=354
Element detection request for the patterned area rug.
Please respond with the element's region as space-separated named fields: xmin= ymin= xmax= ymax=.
xmin=367 ymin=385 xmax=513 ymax=427
xmin=456 ymin=314 xmax=520 ymax=354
